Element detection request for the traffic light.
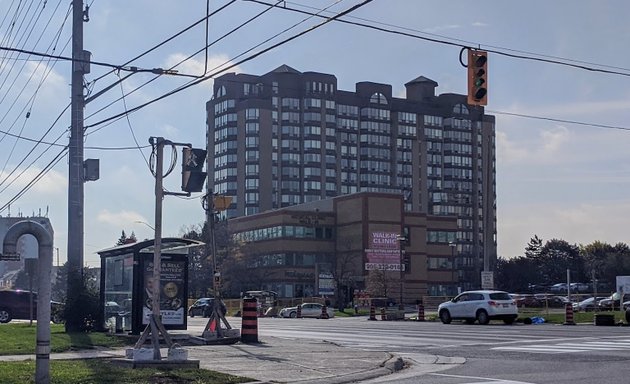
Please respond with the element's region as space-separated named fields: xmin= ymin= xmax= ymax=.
xmin=181 ymin=147 xmax=207 ymax=193
xmin=467 ymin=49 xmax=488 ymax=106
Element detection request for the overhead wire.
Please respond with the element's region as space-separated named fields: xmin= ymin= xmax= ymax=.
xmin=85 ymin=0 xmax=374 ymax=131
xmin=83 ymin=0 xmax=288 ymax=137
xmin=278 ymin=0 xmax=630 ymax=75
xmin=0 ymin=1 xmax=73 ymax=193
xmin=244 ymin=0 xmax=630 ymax=78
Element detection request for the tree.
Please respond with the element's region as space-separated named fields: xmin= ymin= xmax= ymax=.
xmin=64 ymin=267 xmax=100 ymax=332
xmin=115 ymin=230 xmax=137 ymax=246
xmin=524 ymin=235 xmax=543 ymax=259
xmin=181 ymin=224 xmax=213 ymax=298
xmin=495 ymin=256 xmax=538 ymax=292
xmin=527 ymin=238 xmax=583 ymax=284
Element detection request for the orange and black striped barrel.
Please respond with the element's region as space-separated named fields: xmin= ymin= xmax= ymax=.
xmin=368 ymin=304 xmax=376 ymax=320
xmin=564 ymin=302 xmax=575 ymax=325
xmin=417 ymin=301 xmax=425 ymax=322
xmin=241 ymin=298 xmax=259 ymax=343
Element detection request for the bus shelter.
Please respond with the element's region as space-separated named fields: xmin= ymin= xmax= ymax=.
xmin=97 ymin=238 xmax=203 ymax=334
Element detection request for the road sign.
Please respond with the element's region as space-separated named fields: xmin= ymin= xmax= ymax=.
xmin=0 ymin=253 xmax=20 ymax=261
xmin=481 ymin=271 xmax=494 ymax=289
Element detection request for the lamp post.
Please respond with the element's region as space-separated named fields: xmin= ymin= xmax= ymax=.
xmin=396 ymin=235 xmax=406 ymax=310
xmin=449 ymin=242 xmax=457 ymax=294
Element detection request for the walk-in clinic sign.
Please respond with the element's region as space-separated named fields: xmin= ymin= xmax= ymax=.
xmin=364 ymin=231 xmax=404 ymax=271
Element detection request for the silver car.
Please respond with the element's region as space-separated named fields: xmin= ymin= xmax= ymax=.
xmin=279 ymin=303 xmax=334 ymax=318
xmin=438 ymin=290 xmax=518 ymax=325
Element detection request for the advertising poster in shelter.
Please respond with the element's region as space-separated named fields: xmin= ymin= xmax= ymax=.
xmin=142 ymin=255 xmax=186 ymax=326
xmin=364 ymin=231 xmax=404 ymax=271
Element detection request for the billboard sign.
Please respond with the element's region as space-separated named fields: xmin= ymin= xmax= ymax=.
xmin=365 ymin=231 xmax=402 ymax=271
xmin=142 ymin=257 xmax=186 ymax=326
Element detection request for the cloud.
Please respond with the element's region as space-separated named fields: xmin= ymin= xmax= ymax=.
xmin=499 ymin=200 xmax=630 ymax=258
xmin=96 ymin=209 xmax=146 ymax=227
xmin=0 ymin=166 xmax=67 ymax=196
xmin=423 ymin=24 xmax=461 ymax=34
xmin=496 ymin=125 xmax=569 ymax=164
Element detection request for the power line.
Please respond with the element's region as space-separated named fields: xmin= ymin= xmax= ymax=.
xmin=83 ymin=0 xmax=288 ymax=135
xmin=85 ymin=0 xmax=375 ymax=130
xmin=245 ymin=0 xmax=630 ymax=78
xmin=488 ymin=110 xmax=630 ymax=132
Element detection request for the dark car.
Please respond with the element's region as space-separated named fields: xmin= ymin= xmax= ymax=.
xmin=513 ymin=294 xmax=540 ymax=308
xmin=188 ymin=298 xmax=226 ymax=317
xmin=0 ymin=290 xmax=64 ymax=323
xmin=598 ymin=294 xmax=629 ymax=311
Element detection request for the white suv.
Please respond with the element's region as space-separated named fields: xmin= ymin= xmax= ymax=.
xmin=438 ymin=290 xmax=518 ymax=325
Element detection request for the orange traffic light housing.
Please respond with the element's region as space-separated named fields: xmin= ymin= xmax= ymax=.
xmin=467 ymin=49 xmax=488 ymax=106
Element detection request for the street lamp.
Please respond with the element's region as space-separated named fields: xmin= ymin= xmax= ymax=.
xmin=396 ymin=235 xmax=407 ymax=310
xmin=449 ymin=242 xmax=457 ymax=294
xmin=134 ymin=220 xmax=156 ymax=232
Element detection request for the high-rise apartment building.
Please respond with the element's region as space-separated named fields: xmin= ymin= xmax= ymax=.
xmin=206 ymin=65 xmax=496 ymax=290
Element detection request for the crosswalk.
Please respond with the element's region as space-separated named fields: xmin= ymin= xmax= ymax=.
xmin=493 ymin=338 xmax=630 ymax=354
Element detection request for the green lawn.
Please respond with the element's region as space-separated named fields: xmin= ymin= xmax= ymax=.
xmin=0 ymin=323 xmax=131 ymax=355
xmin=0 ymin=360 xmax=252 ymax=384
xmin=0 ymin=324 xmax=252 ymax=383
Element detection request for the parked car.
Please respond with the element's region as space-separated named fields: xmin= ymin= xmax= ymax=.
xmin=549 ymin=283 xmax=568 ymax=293
xmin=438 ymin=290 xmax=518 ymax=325
xmin=188 ymin=298 xmax=226 ymax=317
xmin=572 ymin=297 xmax=607 ymax=312
xmin=278 ymin=303 xmax=335 ymax=318
xmin=597 ymin=293 xmax=629 ymax=311
xmin=512 ymin=294 xmax=540 ymax=308
xmin=0 ymin=290 xmax=64 ymax=323
xmin=569 ymin=283 xmax=591 ymax=293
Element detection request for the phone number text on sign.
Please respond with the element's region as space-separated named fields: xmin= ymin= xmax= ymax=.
xmin=365 ymin=263 xmax=405 ymax=271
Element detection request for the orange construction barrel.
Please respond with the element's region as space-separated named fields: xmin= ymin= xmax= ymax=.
xmin=241 ymin=298 xmax=259 ymax=343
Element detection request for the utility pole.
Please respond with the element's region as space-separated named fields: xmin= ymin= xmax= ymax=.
xmin=66 ymin=0 xmax=89 ymax=331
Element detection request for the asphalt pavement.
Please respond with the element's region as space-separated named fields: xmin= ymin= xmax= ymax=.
xmin=0 ymin=334 xmax=462 ymax=383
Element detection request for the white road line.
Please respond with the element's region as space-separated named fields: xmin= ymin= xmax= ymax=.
xmin=493 ymin=339 xmax=630 ymax=353
xmin=430 ymin=372 xmax=535 ymax=383
xmin=493 ymin=346 xmax=587 ymax=353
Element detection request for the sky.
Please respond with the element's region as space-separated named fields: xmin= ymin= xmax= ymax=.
xmin=0 ymin=0 xmax=629 ymax=267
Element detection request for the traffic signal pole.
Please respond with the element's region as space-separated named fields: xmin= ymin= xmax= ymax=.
xmin=134 ymin=137 xmax=174 ymax=359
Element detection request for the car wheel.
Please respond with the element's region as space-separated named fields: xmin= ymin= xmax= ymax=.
xmin=503 ymin=317 xmax=515 ymax=325
xmin=289 ymin=311 xmax=297 ymax=318
xmin=190 ymin=311 xmax=195 ymax=318
xmin=52 ymin=313 xmax=64 ymax=324
xmin=476 ymin=309 xmax=489 ymax=325
xmin=0 ymin=308 xmax=12 ymax=323
xmin=439 ymin=309 xmax=452 ymax=324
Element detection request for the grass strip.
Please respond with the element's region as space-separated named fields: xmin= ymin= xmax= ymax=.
xmin=0 ymin=323 xmax=131 ymax=355
xmin=0 ymin=359 xmax=252 ymax=384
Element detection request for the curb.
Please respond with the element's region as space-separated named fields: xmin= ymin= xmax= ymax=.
xmin=261 ymin=354 xmax=404 ymax=384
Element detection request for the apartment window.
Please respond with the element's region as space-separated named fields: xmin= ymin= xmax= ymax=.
xmin=281 ymin=98 xmax=300 ymax=109
xmin=246 ymin=108 xmax=259 ymax=120
xmin=369 ymin=92 xmax=388 ymax=105
xmin=245 ymin=178 xmax=259 ymax=189
xmin=245 ymin=164 xmax=259 ymax=175
xmin=245 ymin=137 xmax=259 ymax=148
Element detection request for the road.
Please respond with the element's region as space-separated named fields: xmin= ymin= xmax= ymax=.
xmin=187 ymin=316 xmax=630 ymax=383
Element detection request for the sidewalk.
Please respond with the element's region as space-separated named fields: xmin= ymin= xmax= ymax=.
xmin=0 ymin=336 xmax=462 ymax=383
